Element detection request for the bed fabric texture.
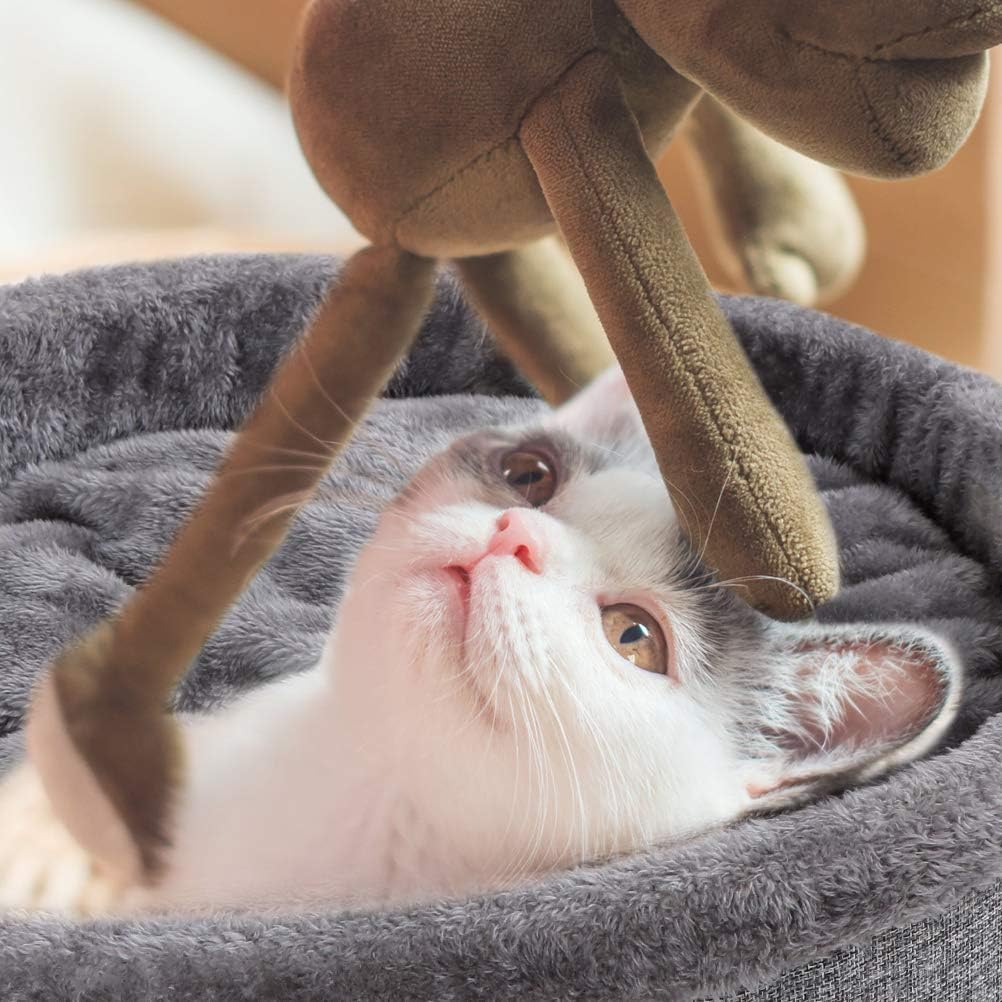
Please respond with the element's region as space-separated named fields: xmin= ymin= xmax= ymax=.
xmin=0 ymin=254 xmax=1001 ymax=1001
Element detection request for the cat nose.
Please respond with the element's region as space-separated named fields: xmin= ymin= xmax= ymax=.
xmin=486 ymin=509 xmax=548 ymax=574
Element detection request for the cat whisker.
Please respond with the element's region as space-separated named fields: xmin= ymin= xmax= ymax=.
xmin=234 ymin=441 xmax=340 ymax=464
xmin=439 ymin=653 xmax=504 ymax=742
xmin=577 ymin=437 xmax=634 ymax=464
xmin=230 ymin=489 xmax=314 ymax=556
xmin=233 ymin=431 xmax=422 ymax=490
xmin=548 ymin=656 xmax=626 ymax=849
xmin=535 ymin=661 xmax=588 ymax=863
xmin=216 ymin=463 xmax=333 ymax=481
xmin=692 ymin=573 xmax=816 ymax=613
xmin=694 ymin=462 xmax=734 ymax=568
xmin=299 ymin=345 xmax=367 ymax=429
xmin=259 ymin=382 xmax=371 ymax=461
xmin=516 ymin=684 xmax=551 ymax=880
xmin=493 ymin=643 xmax=548 ymax=883
xmin=495 ymin=689 xmax=522 ymax=852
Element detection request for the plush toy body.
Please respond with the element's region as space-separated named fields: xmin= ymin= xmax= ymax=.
xmin=32 ymin=0 xmax=1002 ymax=883
xmin=288 ymin=0 xmax=999 ymax=617
xmin=290 ymin=0 xmax=847 ymax=620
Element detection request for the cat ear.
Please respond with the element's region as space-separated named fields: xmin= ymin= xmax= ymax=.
xmin=747 ymin=626 xmax=961 ymax=810
xmin=548 ymin=365 xmax=647 ymax=450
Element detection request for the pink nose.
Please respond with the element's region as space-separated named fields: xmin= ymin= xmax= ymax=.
xmin=485 ymin=509 xmax=548 ymax=574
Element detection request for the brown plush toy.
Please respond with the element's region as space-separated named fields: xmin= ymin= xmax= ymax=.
xmin=32 ymin=1 xmax=1002 ymax=883
xmin=681 ymin=98 xmax=865 ymax=307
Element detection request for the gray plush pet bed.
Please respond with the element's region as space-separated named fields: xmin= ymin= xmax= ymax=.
xmin=1 ymin=254 xmax=1000 ymax=1001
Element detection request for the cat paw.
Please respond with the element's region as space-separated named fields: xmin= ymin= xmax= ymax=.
xmin=0 ymin=765 xmax=122 ymax=917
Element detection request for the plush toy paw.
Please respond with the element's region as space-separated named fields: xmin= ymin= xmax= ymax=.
xmin=686 ymin=99 xmax=865 ymax=307
xmin=737 ymin=157 xmax=864 ymax=306
xmin=0 ymin=765 xmax=123 ymax=917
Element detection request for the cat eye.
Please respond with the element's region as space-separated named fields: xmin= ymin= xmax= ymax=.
xmin=500 ymin=449 xmax=557 ymax=507
xmin=600 ymin=604 xmax=669 ymax=675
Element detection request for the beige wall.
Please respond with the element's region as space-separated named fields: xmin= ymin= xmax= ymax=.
xmin=135 ymin=0 xmax=1002 ymax=377
xmin=130 ymin=0 xmax=302 ymax=89
xmin=660 ymin=64 xmax=1002 ymax=377
xmin=20 ymin=2 xmax=1002 ymax=380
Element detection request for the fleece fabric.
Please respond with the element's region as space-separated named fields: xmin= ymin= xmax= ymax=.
xmin=0 ymin=254 xmax=1000 ymax=1000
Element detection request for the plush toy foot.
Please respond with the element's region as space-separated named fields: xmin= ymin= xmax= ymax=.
xmin=30 ymin=246 xmax=437 ymax=879
xmin=685 ymin=99 xmax=865 ymax=306
xmin=27 ymin=627 xmax=180 ymax=883
xmin=458 ymin=237 xmax=615 ymax=403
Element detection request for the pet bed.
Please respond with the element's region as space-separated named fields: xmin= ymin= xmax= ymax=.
xmin=0 ymin=254 xmax=1001 ymax=1001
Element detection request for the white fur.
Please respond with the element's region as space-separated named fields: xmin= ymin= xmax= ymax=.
xmin=120 ymin=369 xmax=961 ymax=913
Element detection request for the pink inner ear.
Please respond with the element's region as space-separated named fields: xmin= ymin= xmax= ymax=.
xmin=789 ymin=639 xmax=944 ymax=754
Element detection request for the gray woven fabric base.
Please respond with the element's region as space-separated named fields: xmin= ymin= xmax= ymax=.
xmin=1 ymin=254 xmax=1001 ymax=1001
xmin=724 ymin=879 xmax=1002 ymax=1001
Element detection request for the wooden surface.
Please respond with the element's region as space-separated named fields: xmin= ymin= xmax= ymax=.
xmin=128 ymin=0 xmax=303 ymax=89
xmin=660 ymin=65 xmax=1002 ymax=378
xmin=0 ymin=227 xmax=362 ymax=287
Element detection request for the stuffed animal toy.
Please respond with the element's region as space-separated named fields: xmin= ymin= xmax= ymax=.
xmin=33 ymin=0 xmax=1002 ymax=882
xmin=679 ymin=97 xmax=865 ymax=308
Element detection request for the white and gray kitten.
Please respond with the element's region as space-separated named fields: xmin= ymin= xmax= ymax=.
xmin=28 ymin=367 xmax=962 ymax=913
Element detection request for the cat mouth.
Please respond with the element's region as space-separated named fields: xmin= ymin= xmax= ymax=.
xmin=443 ymin=564 xmax=471 ymax=619
xmin=437 ymin=565 xmax=510 ymax=731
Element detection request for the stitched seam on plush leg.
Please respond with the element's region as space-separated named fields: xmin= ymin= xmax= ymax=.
xmin=548 ymin=63 xmax=810 ymax=592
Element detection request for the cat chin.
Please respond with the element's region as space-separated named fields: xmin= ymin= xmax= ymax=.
xmin=396 ymin=570 xmax=518 ymax=732
xmin=331 ymin=560 xmax=462 ymax=649
xmin=330 ymin=564 xmax=505 ymax=721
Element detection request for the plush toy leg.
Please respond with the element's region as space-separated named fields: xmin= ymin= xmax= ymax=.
xmin=456 ymin=236 xmax=615 ymax=403
xmin=520 ymin=52 xmax=838 ymax=620
xmin=29 ymin=246 xmax=437 ymax=880
xmin=684 ymin=98 xmax=865 ymax=307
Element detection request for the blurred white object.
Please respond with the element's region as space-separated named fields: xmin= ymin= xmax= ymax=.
xmin=0 ymin=0 xmax=357 ymax=258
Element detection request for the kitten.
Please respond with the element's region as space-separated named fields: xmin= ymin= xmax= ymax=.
xmin=22 ymin=367 xmax=961 ymax=914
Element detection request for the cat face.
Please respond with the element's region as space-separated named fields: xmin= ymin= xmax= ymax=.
xmin=326 ymin=369 xmax=961 ymax=893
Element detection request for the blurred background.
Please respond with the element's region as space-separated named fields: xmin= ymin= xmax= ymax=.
xmin=2 ymin=0 xmax=1000 ymax=375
